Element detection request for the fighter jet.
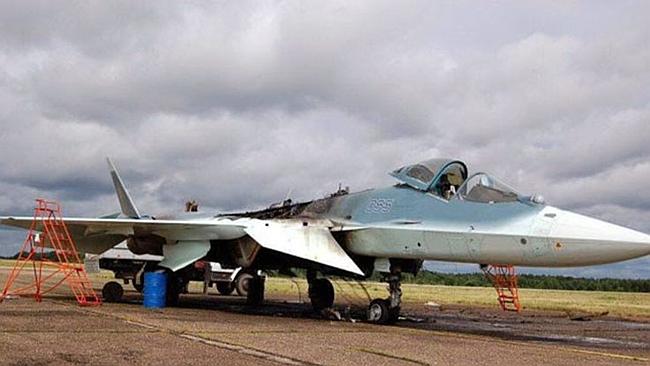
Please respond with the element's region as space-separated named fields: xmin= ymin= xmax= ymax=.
xmin=2 ymin=158 xmax=649 ymax=323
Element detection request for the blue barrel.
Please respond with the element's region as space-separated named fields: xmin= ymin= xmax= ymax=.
xmin=143 ymin=272 xmax=167 ymax=309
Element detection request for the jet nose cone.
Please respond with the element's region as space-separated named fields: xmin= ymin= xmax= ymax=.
xmin=547 ymin=207 xmax=650 ymax=266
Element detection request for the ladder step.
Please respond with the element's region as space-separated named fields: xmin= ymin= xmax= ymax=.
xmin=482 ymin=264 xmax=522 ymax=313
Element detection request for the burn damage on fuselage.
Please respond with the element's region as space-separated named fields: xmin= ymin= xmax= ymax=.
xmin=210 ymin=192 xmax=363 ymax=275
xmin=223 ymin=185 xmax=352 ymax=221
xmin=210 ymin=188 xmax=422 ymax=277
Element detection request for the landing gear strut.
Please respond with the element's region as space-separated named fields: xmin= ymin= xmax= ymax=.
xmin=307 ymin=271 xmax=335 ymax=312
xmin=166 ymin=271 xmax=185 ymax=307
xmin=246 ymin=273 xmax=265 ymax=305
xmin=367 ymin=268 xmax=401 ymax=324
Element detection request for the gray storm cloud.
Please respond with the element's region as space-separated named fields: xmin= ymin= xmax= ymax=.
xmin=0 ymin=1 xmax=649 ymax=277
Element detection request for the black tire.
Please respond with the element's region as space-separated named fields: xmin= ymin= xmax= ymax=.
xmin=216 ymin=281 xmax=234 ymax=295
xmin=246 ymin=276 xmax=265 ymax=306
xmin=102 ymin=281 xmax=124 ymax=303
xmin=235 ymin=272 xmax=254 ymax=297
xmin=367 ymin=299 xmax=391 ymax=324
xmin=166 ymin=274 xmax=184 ymax=307
xmin=387 ymin=305 xmax=401 ymax=324
xmin=308 ymin=278 xmax=335 ymax=312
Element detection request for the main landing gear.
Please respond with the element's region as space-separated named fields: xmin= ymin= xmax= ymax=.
xmin=165 ymin=270 xmax=187 ymax=307
xmin=246 ymin=273 xmax=265 ymax=306
xmin=367 ymin=268 xmax=401 ymax=325
xmin=307 ymin=268 xmax=401 ymax=325
xmin=307 ymin=271 xmax=335 ymax=312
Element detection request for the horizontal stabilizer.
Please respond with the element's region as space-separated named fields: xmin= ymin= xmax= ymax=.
xmin=245 ymin=221 xmax=364 ymax=275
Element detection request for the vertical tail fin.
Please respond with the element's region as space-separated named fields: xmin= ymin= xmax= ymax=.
xmin=106 ymin=158 xmax=141 ymax=219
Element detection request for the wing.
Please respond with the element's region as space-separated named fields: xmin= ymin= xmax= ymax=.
xmin=0 ymin=216 xmax=247 ymax=254
xmin=0 ymin=216 xmax=364 ymax=275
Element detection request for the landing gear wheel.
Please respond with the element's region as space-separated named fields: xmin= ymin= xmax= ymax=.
xmin=102 ymin=281 xmax=124 ymax=303
xmin=388 ymin=305 xmax=401 ymax=323
xmin=166 ymin=274 xmax=184 ymax=307
xmin=308 ymin=278 xmax=335 ymax=311
xmin=235 ymin=272 xmax=254 ymax=297
xmin=246 ymin=275 xmax=265 ymax=305
xmin=216 ymin=282 xmax=234 ymax=295
xmin=369 ymin=266 xmax=403 ymax=324
xmin=367 ymin=299 xmax=390 ymax=324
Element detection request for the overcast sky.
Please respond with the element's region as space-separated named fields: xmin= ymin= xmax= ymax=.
xmin=1 ymin=1 xmax=649 ymax=278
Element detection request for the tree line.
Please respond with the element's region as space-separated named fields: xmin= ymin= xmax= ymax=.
xmin=398 ymin=271 xmax=650 ymax=293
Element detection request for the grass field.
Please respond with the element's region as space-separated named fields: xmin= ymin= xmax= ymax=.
xmin=0 ymin=259 xmax=15 ymax=267
xmin=2 ymin=259 xmax=648 ymax=318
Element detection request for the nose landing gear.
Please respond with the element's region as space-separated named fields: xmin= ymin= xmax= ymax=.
xmin=367 ymin=269 xmax=401 ymax=324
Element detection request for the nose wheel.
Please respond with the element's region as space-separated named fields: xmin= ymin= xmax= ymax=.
xmin=367 ymin=269 xmax=401 ymax=324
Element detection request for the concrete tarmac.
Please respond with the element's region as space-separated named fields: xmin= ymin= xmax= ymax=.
xmin=0 ymin=270 xmax=648 ymax=366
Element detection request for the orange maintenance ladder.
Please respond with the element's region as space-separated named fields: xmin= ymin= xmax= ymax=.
xmin=0 ymin=199 xmax=101 ymax=306
xmin=481 ymin=264 xmax=521 ymax=312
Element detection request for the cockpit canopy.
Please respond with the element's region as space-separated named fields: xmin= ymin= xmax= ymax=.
xmin=390 ymin=159 xmax=526 ymax=204
xmin=456 ymin=173 xmax=520 ymax=203
xmin=390 ymin=159 xmax=468 ymax=195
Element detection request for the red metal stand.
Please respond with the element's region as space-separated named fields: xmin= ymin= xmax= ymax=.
xmin=0 ymin=199 xmax=101 ymax=306
xmin=481 ymin=264 xmax=521 ymax=312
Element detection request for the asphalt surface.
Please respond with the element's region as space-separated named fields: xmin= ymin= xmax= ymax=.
xmin=0 ymin=269 xmax=648 ymax=366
